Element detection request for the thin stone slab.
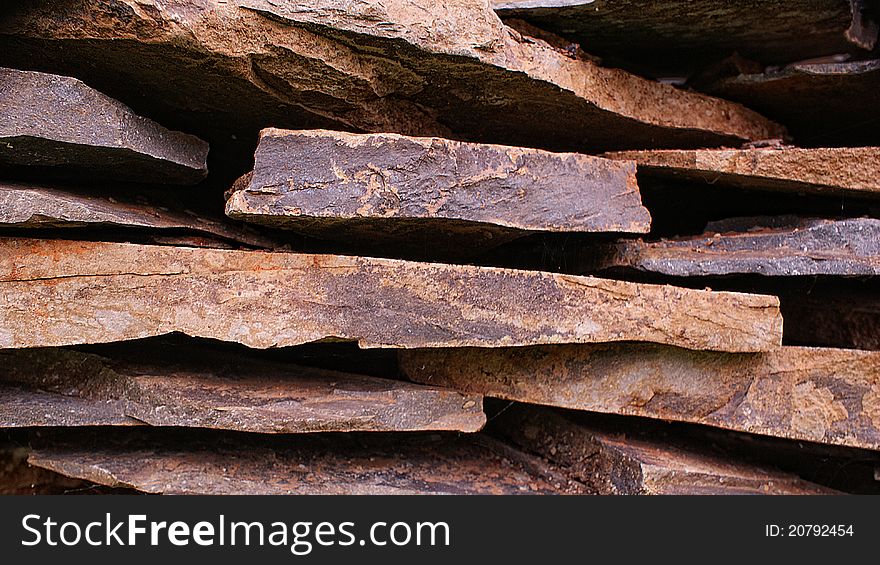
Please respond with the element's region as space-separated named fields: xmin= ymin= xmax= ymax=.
xmin=0 ymin=67 xmax=208 ymax=184
xmin=703 ymin=59 xmax=880 ymax=147
xmin=0 ymin=181 xmax=275 ymax=248
xmin=492 ymin=406 xmax=838 ymax=494
xmin=400 ymin=343 xmax=880 ymax=450
xmin=0 ymin=239 xmax=782 ymax=353
xmin=592 ymin=217 xmax=880 ymax=276
xmin=25 ymin=429 xmax=586 ymax=495
xmin=0 ymin=0 xmax=783 ymax=153
xmin=225 ymin=129 xmax=651 ymax=252
xmin=0 ymin=347 xmax=485 ymax=433
xmin=605 ymin=147 xmax=880 ymax=198
xmin=492 ymin=1 xmax=877 ymax=78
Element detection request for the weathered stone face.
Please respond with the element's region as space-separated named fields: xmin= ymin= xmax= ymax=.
xmin=593 ymin=217 xmax=880 ymax=277
xmin=0 ymin=67 xmax=208 ymax=184
xmin=224 ymin=129 xmax=651 ymax=255
xmin=489 ymin=406 xmax=839 ymax=495
xmin=0 ymin=239 xmax=782 ymax=352
xmin=702 ymin=60 xmax=880 ymax=148
xmin=605 ymin=146 xmax=880 ymax=197
xmin=0 ymin=0 xmax=783 ymax=158
xmin=400 ymin=343 xmax=880 ymax=450
xmin=492 ymin=0 xmax=877 ymax=78
xmin=0 ymin=347 xmax=485 ymax=433
xmin=24 ymin=429 xmax=586 ymax=494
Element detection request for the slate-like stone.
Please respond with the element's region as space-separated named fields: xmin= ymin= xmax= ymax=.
xmin=225 ymin=129 xmax=651 ymax=253
xmin=592 ymin=217 xmax=880 ymax=277
xmin=0 ymin=239 xmax=783 ymax=353
xmin=605 ymin=146 xmax=880 ymax=198
xmin=24 ymin=429 xmax=586 ymax=495
xmin=0 ymin=347 xmax=485 ymax=433
xmin=492 ymin=0 xmax=878 ymax=78
xmin=492 ymin=406 xmax=839 ymax=494
xmin=0 ymin=0 xmax=783 ymax=154
xmin=0 ymin=67 xmax=208 ymax=184
xmin=401 ymin=343 xmax=880 ymax=450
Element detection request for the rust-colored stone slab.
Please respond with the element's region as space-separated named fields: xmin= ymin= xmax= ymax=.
xmin=0 ymin=67 xmax=208 ymax=184
xmin=225 ymin=129 xmax=651 ymax=252
xmin=0 ymin=181 xmax=276 ymax=248
xmin=0 ymin=0 xmax=782 ymax=153
xmin=25 ymin=429 xmax=586 ymax=494
xmin=703 ymin=59 xmax=880 ymax=147
xmin=493 ymin=406 xmax=838 ymax=494
xmin=0 ymin=239 xmax=782 ymax=352
xmin=0 ymin=347 xmax=485 ymax=432
xmin=594 ymin=217 xmax=880 ymax=276
xmin=400 ymin=343 xmax=880 ymax=450
xmin=492 ymin=1 xmax=877 ymax=79
xmin=605 ymin=146 xmax=880 ymax=197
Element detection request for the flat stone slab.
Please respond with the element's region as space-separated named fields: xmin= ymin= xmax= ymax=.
xmin=25 ymin=429 xmax=586 ymax=494
xmin=0 ymin=346 xmax=485 ymax=433
xmin=401 ymin=343 xmax=880 ymax=450
xmin=492 ymin=0 xmax=877 ymax=78
xmin=493 ymin=406 xmax=838 ymax=494
xmin=0 ymin=0 xmax=783 ymax=152
xmin=593 ymin=217 xmax=880 ymax=276
xmin=0 ymin=181 xmax=275 ymax=248
xmin=225 ymin=129 xmax=651 ymax=252
xmin=0 ymin=239 xmax=782 ymax=352
xmin=605 ymin=146 xmax=880 ymax=197
xmin=0 ymin=67 xmax=208 ymax=184
xmin=703 ymin=59 xmax=880 ymax=147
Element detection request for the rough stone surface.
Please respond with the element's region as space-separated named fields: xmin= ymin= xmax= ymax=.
xmin=0 ymin=347 xmax=485 ymax=433
xmin=0 ymin=67 xmax=208 ymax=184
xmin=703 ymin=59 xmax=880 ymax=147
xmin=401 ymin=343 xmax=880 ymax=450
xmin=0 ymin=239 xmax=782 ymax=353
xmin=25 ymin=429 xmax=586 ymax=494
xmin=0 ymin=0 xmax=783 ymax=153
xmin=606 ymin=146 xmax=880 ymax=197
xmin=493 ymin=406 xmax=838 ymax=494
xmin=225 ymin=129 xmax=651 ymax=253
xmin=492 ymin=1 xmax=877 ymax=78
xmin=594 ymin=217 xmax=880 ymax=276
xmin=0 ymin=181 xmax=276 ymax=248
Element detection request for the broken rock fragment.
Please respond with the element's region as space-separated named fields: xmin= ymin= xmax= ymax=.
xmin=0 ymin=67 xmax=208 ymax=184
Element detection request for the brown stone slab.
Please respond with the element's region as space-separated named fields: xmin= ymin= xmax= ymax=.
xmin=492 ymin=406 xmax=838 ymax=494
xmin=492 ymin=1 xmax=877 ymax=79
xmin=0 ymin=0 xmax=782 ymax=154
xmin=0 ymin=67 xmax=208 ymax=184
xmin=225 ymin=129 xmax=651 ymax=251
xmin=0 ymin=181 xmax=276 ymax=248
xmin=0 ymin=445 xmax=117 ymax=495
xmin=400 ymin=343 xmax=880 ymax=450
xmin=0 ymin=239 xmax=782 ymax=352
xmin=25 ymin=429 xmax=586 ymax=494
xmin=0 ymin=347 xmax=485 ymax=432
xmin=604 ymin=146 xmax=880 ymax=197
xmin=594 ymin=217 xmax=880 ymax=276
xmin=703 ymin=59 xmax=880 ymax=147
